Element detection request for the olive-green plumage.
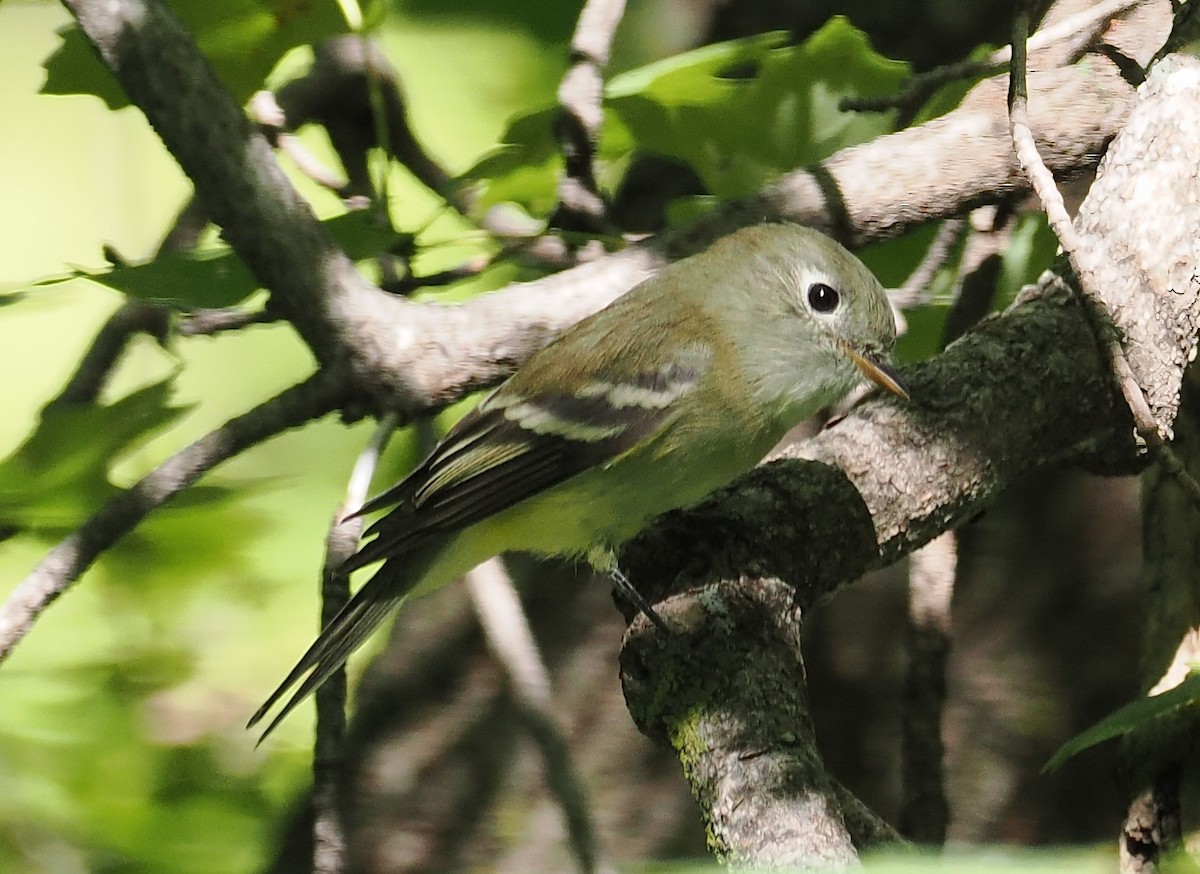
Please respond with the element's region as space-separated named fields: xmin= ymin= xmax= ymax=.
xmin=249 ymin=223 xmax=905 ymax=739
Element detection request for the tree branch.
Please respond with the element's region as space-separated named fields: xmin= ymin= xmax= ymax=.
xmin=62 ymin=0 xmax=378 ymax=369
xmin=45 ymin=300 xmax=171 ymax=409
xmin=842 ymin=0 xmax=1143 ymax=120
xmin=467 ymin=559 xmax=604 ymax=874
xmin=61 ymin=0 xmax=1157 ymax=422
xmin=1009 ymin=8 xmax=1200 ymax=507
xmin=620 ymin=577 xmax=859 ymax=867
xmin=620 ymin=53 xmax=1200 ymax=864
xmin=550 ymin=0 xmax=625 ymax=232
xmin=312 ymin=414 xmax=394 ymax=874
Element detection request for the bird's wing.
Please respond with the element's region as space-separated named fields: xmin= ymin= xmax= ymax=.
xmin=250 ymin=298 xmax=717 ymax=740
xmin=246 ymin=571 xmax=409 ymax=741
xmin=344 ymin=352 xmax=709 ymax=573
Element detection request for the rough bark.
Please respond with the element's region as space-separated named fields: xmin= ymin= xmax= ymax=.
xmin=33 ymin=0 xmax=1199 ymax=868
xmin=63 ymin=0 xmax=1147 ymax=420
xmin=620 ymin=53 xmax=1200 ymax=865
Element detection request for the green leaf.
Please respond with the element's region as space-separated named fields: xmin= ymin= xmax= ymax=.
xmin=910 ymin=44 xmax=1001 ymax=126
xmin=467 ymin=19 xmax=909 ymax=215
xmin=463 ymin=107 xmax=562 ymax=215
xmin=607 ymin=18 xmax=908 ymax=199
xmin=604 ymin=31 xmax=789 ymax=103
xmin=0 ymin=379 xmax=190 ymax=530
xmin=41 ymin=25 xmax=129 ymax=109
xmin=67 ymin=249 xmax=262 ymax=310
xmin=42 ymin=0 xmax=348 ymax=108
xmin=1044 ymin=672 xmax=1200 ymax=772
xmin=31 ymin=211 xmax=401 ymax=309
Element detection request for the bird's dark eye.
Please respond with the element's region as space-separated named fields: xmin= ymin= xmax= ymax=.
xmin=807 ymin=282 xmax=840 ymax=313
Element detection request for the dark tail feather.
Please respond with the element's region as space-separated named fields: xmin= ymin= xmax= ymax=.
xmin=248 ymin=561 xmax=417 ymax=743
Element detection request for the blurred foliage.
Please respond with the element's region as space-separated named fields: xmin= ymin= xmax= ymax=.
xmin=0 ymin=0 xmax=1074 ymax=871
xmin=43 ymin=0 xmax=348 ymax=108
xmin=0 ymin=378 xmax=194 ymax=530
xmin=467 ymin=18 xmax=909 ymax=215
xmin=36 ymin=212 xmax=403 ymax=309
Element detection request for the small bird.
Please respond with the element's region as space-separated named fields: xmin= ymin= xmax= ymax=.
xmin=249 ymin=223 xmax=906 ymax=739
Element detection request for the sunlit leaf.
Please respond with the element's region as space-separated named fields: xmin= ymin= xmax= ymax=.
xmin=30 ymin=211 xmax=402 ymax=309
xmin=606 ymin=19 xmax=908 ymax=198
xmin=42 ymin=0 xmax=348 ymax=108
xmin=467 ymin=19 xmax=910 ymax=215
xmin=1045 ymin=673 xmax=1200 ymax=772
xmin=0 ymin=379 xmax=190 ymax=530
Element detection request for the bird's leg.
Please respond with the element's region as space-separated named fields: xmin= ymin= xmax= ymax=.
xmin=609 ymin=566 xmax=671 ymax=634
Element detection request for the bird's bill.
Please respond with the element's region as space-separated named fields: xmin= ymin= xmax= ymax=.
xmin=845 ymin=347 xmax=909 ymax=400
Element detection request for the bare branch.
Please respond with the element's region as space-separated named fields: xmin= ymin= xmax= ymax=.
xmin=550 ymin=0 xmax=626 ymax=232
xmin=312 ymin=413 xmax=395 ymax=874
xmin=1008 ymin=8 xmax=1200 ymax=508
xmin=178 ymin=306 xmax=278 ymax=336
xmin=250 ymin=90 xmax=349 ymax=194
xmin=891 ymin=219 xmax=967 ymax=309
xmin=899 ymin=532 xmax=955 ymax=844
xmin=45 ymin=300 xmax=171 ymax=409
xmin=842 ymin=0 xmax=1142 ymax=119
xmin=158 ymin=194 xmax=209 ymax=254
xmin=467 ymin=559 xmax=604 ymax=874
xmin=620 ymin=577 xmax=859 ymax=866
xmin=63 ymin=0 xmax=378 ymax=367
xmin=273 ymin=37 xmax=465 ymax=209
xmin=0 ymin=372 xmax=346 ymax=664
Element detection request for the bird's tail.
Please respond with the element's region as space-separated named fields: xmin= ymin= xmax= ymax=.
xmin=247 ymin=557 xmax=429 ymax=743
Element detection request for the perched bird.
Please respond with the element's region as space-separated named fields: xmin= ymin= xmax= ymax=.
xmin=249 ymin=223 xmax=906 ymax=739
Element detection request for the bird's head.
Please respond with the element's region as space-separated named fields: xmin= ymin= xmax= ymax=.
xmin=707 ymin=223 xmax=907 ymax=421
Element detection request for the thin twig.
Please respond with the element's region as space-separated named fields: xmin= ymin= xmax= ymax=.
xmin=899 ymin=532 xmax=955 ymax=844
xmin=178 ymin=306 xmax=278 ymax=336
xmin=1007 ymin=4 xmax=1200 ymax=511
xmin=550 ymin=0 xmax=626 ymax=232
xmin=378 ymin=258 xmax=490 ymax=297
xmin=158 ymin=195 xmax=209 ymax=254
xmin=0 ymin=372 xmax=346 ymax=664
xmin=891 ymin=219 xmax=967 ymax=309
xmin=271 ymin=37 xmax=467 ymax=210
xmin=841 ymin=57 xmax=994 ymax=119
xmin=312 ymin=413 xmax=396 ymax=874
xmin=991 ymin=0 xmax=1142 ymax=67
xmin=465 ymin=559 xmax=604 ymax=874
xmin=45 ymin=300 xmax=172 ymax=409
xmin=844 ymin=0 xmax=1142 ymax=119
xmin=250 ymin=90 xmax=349 ymax=193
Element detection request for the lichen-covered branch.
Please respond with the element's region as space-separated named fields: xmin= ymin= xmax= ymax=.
xmin=620 ymin=54 xmax=1200 ymax=864
xmin=620 ymin=578 xmax=860 ymax=867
